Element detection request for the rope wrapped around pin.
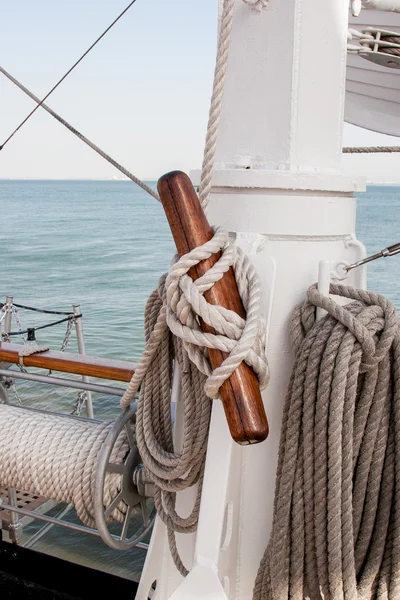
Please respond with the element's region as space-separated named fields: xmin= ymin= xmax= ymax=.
xmin=122 ymin=171 xmax=269 ymax=446
xmin=165 ymin=227 xmax=269 ymax=399
xmin=119 ymin=173 xmax=270 ymax=575
xmin=120 ymin=230 xmax=268 ymax=406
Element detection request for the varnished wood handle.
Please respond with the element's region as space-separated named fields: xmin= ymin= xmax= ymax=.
xmin=158 ymin=171 xmax=269 ymax=445
xmin=0 ymin=342 xmax=136 ymax=382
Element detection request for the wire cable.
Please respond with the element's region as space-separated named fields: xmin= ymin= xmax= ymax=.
xmin=0 ymin=0 xmax=138 ymax=151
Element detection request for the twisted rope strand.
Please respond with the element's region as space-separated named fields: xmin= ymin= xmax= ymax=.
xmin=254 ymin=284 xmax=400 ymax=600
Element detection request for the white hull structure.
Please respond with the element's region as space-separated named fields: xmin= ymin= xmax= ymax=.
xmin=137 ymin=1 xmax=374 ymax=598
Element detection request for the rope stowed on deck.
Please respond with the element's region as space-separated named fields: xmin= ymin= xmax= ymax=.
xmin=254 ymin=284 xmax=400 ymax=600
xmin=0 ymin=406 xmax=130 ymax=528
xmin=120 ymin=228 xmax=268 ymax=575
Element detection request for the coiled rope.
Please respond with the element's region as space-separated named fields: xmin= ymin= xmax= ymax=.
xmin=0 ymin=406 xmax=131 ymax=528
xmin=254 ymin=284 xmax=400 ymax=600
xmin=120 ymin=228 xmax=268 ymax=574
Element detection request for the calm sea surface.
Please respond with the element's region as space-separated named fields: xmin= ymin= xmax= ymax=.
xmin=1 ymin=181 xmax=399 ymax=358
xmin=0 ymin=180 xmax=399 ymax=577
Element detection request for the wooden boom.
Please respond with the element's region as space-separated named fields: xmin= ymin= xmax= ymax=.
xmin=0 ymin=342 xmax=136 ymax=383
xmin=157 ymin=171 xmax=269 ymax=445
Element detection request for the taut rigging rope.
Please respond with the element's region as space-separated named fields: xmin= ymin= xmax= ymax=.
xmin=0 ymin=66 xmax=160 ymax=202
xmin=343 ymin=146 xmax=400 ymax=153
xmin=0 ymin=0 xmax=138 ymax=152
xmin=254 ymin=284 xmax=400 ymax=600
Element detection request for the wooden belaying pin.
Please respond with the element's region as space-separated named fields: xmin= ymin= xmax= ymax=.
xmin=157 ymin=170 xmax=269 ymax=445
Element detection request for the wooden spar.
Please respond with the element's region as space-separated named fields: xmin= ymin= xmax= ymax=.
xmin=0 ymin=342 xmax=136 ymax=383
xmin=157 ymin=170 xmax=269 ymax=445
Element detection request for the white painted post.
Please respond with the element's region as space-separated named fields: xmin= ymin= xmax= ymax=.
xmin=138 ymin=1 xmax=366 ymax=598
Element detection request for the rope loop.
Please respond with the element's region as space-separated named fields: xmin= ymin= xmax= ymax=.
xmin=255 ymin=283 xmax=400 ymax=600
xmin=304 ymin=284 xmax=398 ymax=371
xmin=165 ymin=227 xmax=269 ymax=399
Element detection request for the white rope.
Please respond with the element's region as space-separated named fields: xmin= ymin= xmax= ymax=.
xmin=199 ymin=0 xmax=269 ymax=210
xmin=0 ymin=405 xmax=130 ymax=528
xmin=198 ymin=0 xmax=235 ymax=210
xmin=165 ymin=227 xmax=269 ymax=397
xmin=121 ymin=228 xmax=268 ymax=408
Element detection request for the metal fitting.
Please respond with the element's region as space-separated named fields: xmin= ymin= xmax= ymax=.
xmin=133 ymin=465 xmax=155 ymax=498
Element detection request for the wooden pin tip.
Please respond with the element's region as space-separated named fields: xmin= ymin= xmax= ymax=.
xmin=157 ymin=170 xmax=188 ymax=187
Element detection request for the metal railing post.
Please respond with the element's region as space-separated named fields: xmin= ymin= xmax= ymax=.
xmin=3 ymin=296 xmax=13 ymax=339
xmin=73 ymin=305 xmax=94 ymax=419
xmin=1 ymin=297 xmax=22 ymax=542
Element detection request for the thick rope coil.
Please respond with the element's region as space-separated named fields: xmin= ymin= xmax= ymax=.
xmin=0 ymin=405 xmax=131 ymax=529
xmin=122 ymin=276 xmax=211 ymax=576
xmin=254 ymin=284 xmax=400 ymax=600
xmin=120 ymin=228 xmax=268 ymax=575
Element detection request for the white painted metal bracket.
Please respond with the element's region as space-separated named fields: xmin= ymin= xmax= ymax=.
xmin=317 ymin=242 xmax=367 ymax=320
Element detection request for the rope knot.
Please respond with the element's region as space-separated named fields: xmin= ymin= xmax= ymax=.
xmin=165 ymin=227 xmax=269 ymax=399
xmin=257 ymin=283 xmax=400 ymax=600
xmin=302 ymin=283 xmax=399 ymax=371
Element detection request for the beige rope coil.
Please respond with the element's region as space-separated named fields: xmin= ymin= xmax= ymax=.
xmin=119 ymin=228 xmax=268 ymax=575
xmin=254 ymin=284 xmax=400 ymax=600
xmin=135 ymin=278 xmax=211 ymax=576
xmin=0 ymin=405 xmax=131 ymax=528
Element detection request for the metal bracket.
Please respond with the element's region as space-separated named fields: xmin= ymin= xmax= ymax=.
xmin=349 ymin=27 xmax=400 ymax=69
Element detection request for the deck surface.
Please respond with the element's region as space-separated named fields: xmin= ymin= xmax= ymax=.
xmin=0 ymin=539 xmax=139 ymax=599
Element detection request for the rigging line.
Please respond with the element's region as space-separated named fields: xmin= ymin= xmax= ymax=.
xmin=0 ymin=67 xmax=160 ymax=202
xmin=0 ymin=0 xmax=138 ymax=152
xmin=8 ymin=303 xmax=74 ymax=316
xmin=343 ymin=146 xmax=400 ymax=153
xmin=6 ymin=314 xmax=82 ymax=337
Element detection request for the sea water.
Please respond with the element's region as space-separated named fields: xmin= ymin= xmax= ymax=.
xmin=0 ymin=180 xmax=399 ymax=577
xmin=1 ymin=181 xmax=399 ymax=357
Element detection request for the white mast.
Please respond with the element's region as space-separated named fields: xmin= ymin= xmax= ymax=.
xmin=137 ymin=1 xmax=366 ymax=598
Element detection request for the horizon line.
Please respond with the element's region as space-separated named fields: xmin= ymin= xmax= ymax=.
xmin=0 ymin=178 xmax=399 ymax=186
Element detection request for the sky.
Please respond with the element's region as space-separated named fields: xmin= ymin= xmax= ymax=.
xmin=0 ymin=0 xmax=399 ymax=183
